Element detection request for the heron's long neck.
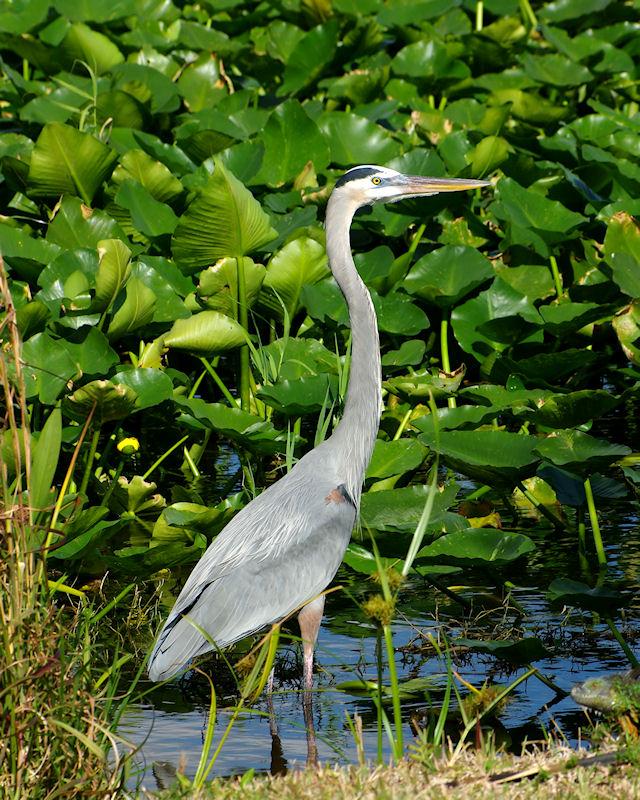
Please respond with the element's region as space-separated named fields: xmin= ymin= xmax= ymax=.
xmin=324 ymin=194 xmax=381 ymax=508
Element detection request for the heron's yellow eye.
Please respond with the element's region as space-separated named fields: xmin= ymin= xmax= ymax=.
xmin=371 ymin=176 xmax=381 ymax=185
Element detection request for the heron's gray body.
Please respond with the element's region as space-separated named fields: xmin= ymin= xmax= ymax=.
xmin=148 ymin=165 xmax=487 ymax=682
xmin=149 ymin=447 xmax=358 ymax=679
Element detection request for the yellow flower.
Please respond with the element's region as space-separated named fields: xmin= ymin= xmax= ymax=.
xmin=117 ymin=436 xmax=140 ymax=455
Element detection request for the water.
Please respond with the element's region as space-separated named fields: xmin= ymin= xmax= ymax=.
xmin=119 ymin=500 xmax=640 ymax=792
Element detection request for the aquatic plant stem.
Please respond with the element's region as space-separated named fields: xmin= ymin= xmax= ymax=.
xmin=519 ymin=0 xmax=538 ymax=29
xmin=606 ymin=618 xmax=639 ymax=668
xmin=584 ymin=477 xmax=607 ymax=568
xmin=79 ymin=426 xmax=100 ymax=498
xmin=237 ymin=257 xmax=251 ymax=411
xmin=549 ymin=255 xmax=563 ymax=298
xmin=46 ymin=403 xmax=95 ymax=551
xmin=376 ymin=630 xmax=384 ymax=763
xmin=515 ymin=481 xmax=565 ymax=531
xmin=576 ymin=506 xmax=591 ymax=577
xmin=200 ymin=357 xmax=239 ymax=408
xmin=440 ymin=316 xmax=457 ymax=409
xmin=142 ymin=435 xmax=188 ymax=480
xmin=383 ymin=622 xmax=404 ymax=760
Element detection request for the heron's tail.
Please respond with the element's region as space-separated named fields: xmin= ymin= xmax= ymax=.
xmin=148 ymin=616 xmax=210 ymax=681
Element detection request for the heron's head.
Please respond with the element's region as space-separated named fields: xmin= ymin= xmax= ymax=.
xmin=333 ymin=165 xmax=489 ymax=207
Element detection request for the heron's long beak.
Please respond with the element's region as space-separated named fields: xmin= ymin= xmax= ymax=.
xmin=400 ymin=176 xmax=491 ymax=196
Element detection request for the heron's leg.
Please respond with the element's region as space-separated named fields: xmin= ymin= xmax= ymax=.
xmin=298 ymin=595 xmax=325 ymax=767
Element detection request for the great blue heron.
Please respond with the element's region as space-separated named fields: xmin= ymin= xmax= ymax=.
xmin=148 ymin=166 xmax=488 ymax=689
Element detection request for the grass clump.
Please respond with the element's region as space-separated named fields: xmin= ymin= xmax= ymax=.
xmin=0 ymin=261 xmax=129 ymax=799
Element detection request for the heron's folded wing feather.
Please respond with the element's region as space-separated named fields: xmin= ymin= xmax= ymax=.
xmin=148 ymin=465 xmax=355 ymax=680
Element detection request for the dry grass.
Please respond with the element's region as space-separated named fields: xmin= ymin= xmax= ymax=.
xmin=143 ymin=746 xmax=640 ymax=800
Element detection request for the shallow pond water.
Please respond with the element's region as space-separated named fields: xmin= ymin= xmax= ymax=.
xmin=119 ymin=494 xmax=640 ymax=793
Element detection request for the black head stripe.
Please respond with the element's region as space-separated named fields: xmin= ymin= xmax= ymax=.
xmin=335 ymin=167 xmax=378 ymax=189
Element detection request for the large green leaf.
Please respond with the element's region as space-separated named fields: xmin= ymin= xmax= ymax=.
xmin=65 ymin=379 xmax=138 ymax=423
xmin=30 ymin=406 xmax=61 ymax=514
xmin=391 ymin=39 xmax=470 ymax=81
xmin=360 ymin=483 xmax=460 ymax=533
xmin=603 ymin=212 xmax=640 ymax=298
xmin=93 ymin=239 xmax=132 ymax=313
xmin=257 ymin=338 xmax=338 ymax=380
xmin=163 ymin=310 xmax=248 ymax=355
xmin=279 ymin=20 xmax=339 ymax=96
xmin=107 ymin=277 xmax=156 ymax=340
xmin=28 ymin=123 xmax=117 ymax=204
xmin=257 ymin=374 xmax=338 ymax=416
xmin=112 ymin=149 xmax=183 ymax=203
xmin=489 ymin=178 xmax=586 ymax=256
xmin=419 ymin=429 xmax=540 ymax=486
xmin=255 ymin=100 xmax=330 ymax=186
xmin=547 ymin=578 xmax=628 ymax=612
xmin=114 ymin=180 xmax=179 ymax=238
xmin=319 ymin=112 xmax=402 ymax=166
xmin=112 ymin=368 xmax=173 ymax=410
xmin=417 ymin=529 xmax=536 ymax=566
xmin=46 ymin=196 xmax=128 ymax=250
xmin=451 ymin=279 xmax=542 ymax=360
xmin=62 ymin=22 xmax=124 ymax=74
xmin=366 ymin=439 xmax=427 ymax=480
xmin=534 ymin=430 xmax=630 ymax=475
xmin=174 ymin=396 xmax=291 ymax=454
xmin=172 ymin=161 xmax=277 ymax=272
xmin=404 ymin=246 xmax=494 ymax=307
xmin=197 ymin=257 xmax=266 ymax=317
xmin=23 ymin=333 xmax=79 ymax=404
xmin=262 ymin=235 xmax=329 ymax=318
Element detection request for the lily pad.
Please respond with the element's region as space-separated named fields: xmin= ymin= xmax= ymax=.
xmin=256 ymin=374 xmax=338 ymax=416
xmin=65 ymin=379 xmax=138 ymax=423
xmin=360 ymin=482 xmax=460 ymax=533
xmin=404 ymin=246 xmax=494 ymax=307
xmin=455 ymin=637 xmax=550 ymax=663
xmin=417 ymin=529 xmax=536 ymax=567
xmin=547 ymin=578 xmax=629 ymax=613
xmin=365 ymin=439 xmax=427 ymax=480
xmin=163 ymin=310 xmax=248 ymax=355
xmin=419 ymin=429 xmax=540 ymax=486
xmin=534 ymin=430 xmax=630 ymax=475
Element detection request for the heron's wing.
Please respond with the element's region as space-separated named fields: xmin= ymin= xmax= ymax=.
xmin=148 ymin=459 xmax=356 ymax=680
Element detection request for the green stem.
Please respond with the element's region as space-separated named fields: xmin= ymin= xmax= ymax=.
xmin=475 ymin=0 xmax=484 ymax=30
xmin=519 ymin=0 xmax=538 ymax=28
xmin=515 ymin=480 xmax=565 ymax=531
xmin=549 ymin=255 xmax=563 ymax=299
xmin=79 ymin=426 xmax=101 ymax=498
xmin=393 ymin=408 xmax=413 ymax=441
xmin=466 ymin=484 xmax=491 ymax=501
xmin=530 ymin=665 xmax=566 ymax=696
xmin=376 ymin=630 xmax=383 ymax=764
xmin=584 ymin=477 xmax=607 ymax=568
xmin=606 ymin=618 xmax=640 ymax=668
xmin=237 ymin=257 xmax=250 ymax=411
xmin=440 ymin=316 xmax=456 ymax=410
xmin=577 ymin=505 xmax=591 ymax=578
xmin=183 ymin=445 xmax=201 ymax=479
xmin=142 ymin=435 xmax=188 ymax=480
xmin=383 ymin=623 xmax=403 ymax=760
xmin=200 ymin=357 xmax=239 ymax=408
xmin=408 ymin=224 xmax=426 ymax=257
xmin=100 ymin=458 xmax=124 ymax=508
